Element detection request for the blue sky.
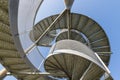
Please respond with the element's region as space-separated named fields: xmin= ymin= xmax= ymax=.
xmin=1 ymin=0 xmax=120 ymax=80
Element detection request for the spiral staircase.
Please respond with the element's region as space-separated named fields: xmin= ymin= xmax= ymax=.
xmin=0 ymin=0 xmax=113 ymax=80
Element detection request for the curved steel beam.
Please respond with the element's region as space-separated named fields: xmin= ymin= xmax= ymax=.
xmin=9 ymin=0 xmax=39 ymax=71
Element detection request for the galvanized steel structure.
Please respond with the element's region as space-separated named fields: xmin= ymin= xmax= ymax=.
xmin=0 ymin=0 xmax=113 ymax=80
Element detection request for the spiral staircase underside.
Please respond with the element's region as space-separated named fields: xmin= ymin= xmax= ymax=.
xmin=32 ymin=13 xmax=111 ymax=66
xmin=31 ymin=11 xmax=112 ymax=79
xmin=0 ymin=0 xmax=112 ymax=80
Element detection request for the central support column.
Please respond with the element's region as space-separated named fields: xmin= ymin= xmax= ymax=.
xmin=64 ymin=0 xmax=74 ymax=9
